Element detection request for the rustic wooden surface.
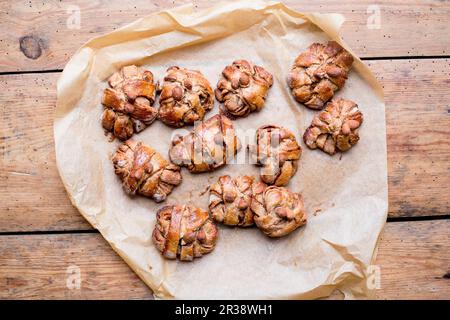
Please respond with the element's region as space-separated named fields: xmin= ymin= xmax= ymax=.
xmin=0 ymin=221 xmax=448 ymax=299
xmin=0 ymin=0 xmax=449 ymax=299
xmin=1 ymin=0 xmax=449 ymax=72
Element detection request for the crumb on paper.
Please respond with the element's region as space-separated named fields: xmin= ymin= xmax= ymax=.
xmin=198 ymin=185 xmax=210 ymax=197
xmin=313 ymin=208 xmax=322 ymax=216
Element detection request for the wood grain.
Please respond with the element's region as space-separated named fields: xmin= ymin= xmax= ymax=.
xmin=0 ymin=220 xmax=448 ymax=299
xmin=1 ymin=59 xmax=448 ymax=232
xmin=0 ymin=0 xmax=449 ymax=72
xmin=375 ymin=220 xmax=450 ymax=299
xmin=369 ymin=59 xmax=450 ymax=218
xmin=0 ymin=74 xmax=91 ymax=232
xmin=0 ymin=232 xmax=152 ymax=299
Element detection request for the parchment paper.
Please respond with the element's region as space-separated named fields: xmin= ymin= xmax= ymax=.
xmin=54 ymin=0 xmax=388 ymax=299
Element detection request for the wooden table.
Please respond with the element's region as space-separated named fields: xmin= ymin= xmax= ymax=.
xmin=0 ymin=0 xmax=449 ymax=300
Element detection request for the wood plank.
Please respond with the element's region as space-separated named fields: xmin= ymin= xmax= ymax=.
xmin=0 ymin=232 xmax=152 ymax=299
xmin=0 ymin=74 xmax=91 ymax=232
xmin=1 ymin=58 xmax=449 ymax=232
xmin=375 ymin=220 xmax=450 ymax=299
xmin=0 ymin=220 xmax=448 ymax=299
xmin=0 ymin=0 xmax=449 ymax=72
xmin=368 ymin=59 xmax=450 ymax=218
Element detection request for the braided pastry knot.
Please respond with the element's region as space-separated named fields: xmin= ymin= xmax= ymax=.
xmin=159 ymin=66 xmax=214 ymax=127
xmin=152 ymin=205 xmax=218 ymax=261
xmin=303 ymin=98 xmax=363 ymax=155
xmin=169 ymin=114 xmax=241 ymax=173
xmin=208 ymin=175 xmax=307 ymax=237
xmin=209 ymin=175 xmax=255 ymax=227
xmin=101 ymin=65 xmax=158 ymax=140
xmin=288 ymin=41 xmax=353 ymax=110
xmin=215 ymin=60 xmax=273 ymax=118
xmin=112 ymin=140 xmax=182 ymax=202
xmin=249 ymin=125 xmax=302 ymax=186
xmin=251 ymin=184 xmax=307 ymax=238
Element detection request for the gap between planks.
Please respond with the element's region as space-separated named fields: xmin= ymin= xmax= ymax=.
xmin=1 ymin=56 xmax=450 ymax=76
xmin=1 ymin=214 xmax=449 ymax=236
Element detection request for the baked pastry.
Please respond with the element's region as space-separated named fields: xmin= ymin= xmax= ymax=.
xmin=101 ymin=65 xmax=158 ymax=140
xmin=152 ymin=205 xmax=218 ymax=261
xmin=159 ymin=66 xmax=214 ymax=127
xmin=112 ymin=140 xmax=182 ymax=202
xmin=251 ymin=184 xmax=307 ymax=237
xmin=169 ymin=114 xmax=241 ymax=173
xmin=303 ymin=98 xmax=363 ymax=155
xmin=209 ymin=175 xmax=256 ymax=227
xmin=208 ymin=175 xmax=307 ymax=237
xmin=249 ymin=125 xmax=302 ymax=186
xmin=215 ymin=60 xmax=273 ymax=117
xmin=288 ymin=41 xmax=353 ymax=110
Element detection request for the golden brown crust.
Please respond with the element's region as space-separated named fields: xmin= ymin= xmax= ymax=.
xmin=152 ymin=204 xmax=218 ymax=261
xmin=249 ymin=125 xmax=301 ymax=186
xmin=101 ymin=65 xmax=158 ymax=140
xmin=112 ymin=140 xmax=182 ymax=202
xmin=303 ymin=98 xmax=363 ymax=155
xmin=288 ymin=41 xmax=353 ymax=110
xmin=158 ymin=66 xmax=214 ymax=127
xmin=208 ymin=175 xmax=307 ymax=237
xmin=169 ymin=114 xmax=241 ymax=173
xmin=251 ymin=184 xmax=306 ymax=238
xmin=209 ymin=175 xmax=257 ymax=227
xmin=215 ymin=60 xmax=273 ymax=118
